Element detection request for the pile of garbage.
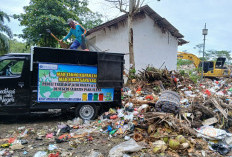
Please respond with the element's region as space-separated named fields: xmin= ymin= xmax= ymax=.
xmin=128 ymin=67 xmax=194 ymax=94
xmin=122 ymin=67 xmax=232 ymax=156
xmin=1 ymin=68 xmax=232 ymax=156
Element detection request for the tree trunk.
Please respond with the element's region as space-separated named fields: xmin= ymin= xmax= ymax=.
xmin=128 ymin=14 xmax=135 ymax=70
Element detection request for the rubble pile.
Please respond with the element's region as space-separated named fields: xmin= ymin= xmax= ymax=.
xmin=1 ymin=68 xmax=232 ymax=156
xmin=130 ymin=67 xmax=194 ymax=94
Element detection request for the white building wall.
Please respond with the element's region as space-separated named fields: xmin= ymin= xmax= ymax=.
xmin=87 ymin=15 xmax=178 ymax=72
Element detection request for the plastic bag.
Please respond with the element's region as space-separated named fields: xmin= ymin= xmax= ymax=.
xmin=88 ymin=150 xmax=103 ymax=157
xmin=48 ymin=144 xmax=58 ymax=151
xmin=67 ymin=117 xmax=83 ymax=126
xmin=138 ymin=104 xmax=149 ymax=113
xmin=109 ymin=139 xmax=142 ymax=157
xmin=196 ymin=126 xmax=232 ymax=140
xmin=124 ymin=112 xmax=134 ymax=121
xmin=184 ymin=91 xmax=196 ymax=97
xmin=34 ymin=151 xmax=47 ymax=157
xmin=117 ymin=108 xmax=124 ymax=118
xmin=210 ymin=143 xmax=230 ymax=155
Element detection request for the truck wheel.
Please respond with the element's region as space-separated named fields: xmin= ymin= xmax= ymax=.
xmin=76 ymin=104 xmax=98 ymax=120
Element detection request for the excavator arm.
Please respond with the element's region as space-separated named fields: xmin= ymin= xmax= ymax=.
xmin=177 ymin=52 xmax=201 ymax=68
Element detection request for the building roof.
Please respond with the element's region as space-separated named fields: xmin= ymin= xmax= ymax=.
xmin=87 ymin=5 xmax=188 ymax=45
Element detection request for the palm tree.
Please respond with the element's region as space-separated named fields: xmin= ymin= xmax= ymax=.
xmin=0 ymin=10 xmax=13 ymax=54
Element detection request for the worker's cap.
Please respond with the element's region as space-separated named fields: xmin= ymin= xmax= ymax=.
xmin=67 ymin=18 xmax=73 ymax=24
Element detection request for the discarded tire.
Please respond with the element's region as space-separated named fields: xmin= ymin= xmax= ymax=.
xmin=155 ymin=91 xmax=180 ymax=114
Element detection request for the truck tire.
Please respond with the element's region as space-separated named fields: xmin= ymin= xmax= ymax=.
xmin=75 ymin=104 xmax=98 ymax=120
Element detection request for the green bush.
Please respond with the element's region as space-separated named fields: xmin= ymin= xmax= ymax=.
xmin=179 ymin=70 xmax=185 ymax=76
xmin=177 ymin=59 xmax=192 ymax=66
xmin=129 ymin=68 xmax=136 ymax=79
xmin=189 ymin=74 xmax=200 ymax=83
xmin=188 ymin=69 xmax=200 ymax=83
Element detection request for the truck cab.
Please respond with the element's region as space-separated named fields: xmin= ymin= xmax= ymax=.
xmin=0 ymin=53 xmax=31 ymax=114
xmin=199 ymin=57 xmax=230 ymax=77
xmin=0 ymin=47 xmax=124 ymax=119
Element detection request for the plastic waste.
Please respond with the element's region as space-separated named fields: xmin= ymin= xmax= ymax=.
xmin=229 ymin=88 xmax=232 ymax=92
xmin=196 ymin=126 xmax=232 ymax=140
xmin=180 ymin=99 xmax=189 ymax=107
xmin=145 ymin=95 xmax=154 ymax=101
xmin=210 ymin=143 xmax=230 ymax=155
xmin=138 ymin=104 xmax=149 ymax=113
xmin=20 ymin=129 xmax=28 ymax=137
xmin=0 ymin=143 xmax=10 ymax=148
xmin=184 ymin=91 xmax=196 ymax=97
xmin=204 ymin=89 xmax=211 ymax=96
xmin=123 ymin=88 xmax=133 ymax=97
xmin=117 ymin=109 xmax=124 ymax=118
xmin=88 ymin=150 xmax=103 ymax=157
xmin=46 ymin=133 xmax=54 ymax=139
xmin=48 ymin=144 xmax=58 ymax=151
xmin=216 ymin=91 xmax=225 ymax=96
xmin=124 ymin=136 xmax=130 ymax=141
xmin=125 ymin=102 xmax=134 ymax=112
xmin=107 ymin=125 xmax=113 ymax=132
xmin=48 ymin=152 xmax=59 ymax=157
xmin=109 ymin=139 xmax=142 ymax=157
xmin=109 ymin=129 xmax=117 ymax=135
xmin=124 ymin=113 xmax=134 ymax=121
xmin=225 ymin=136 xmax=232 ymax=145
xmin=34 ymin=151 xmax=47 ymax=157
xmin=8 ymin=137 xmax=15 ymax=144
xmin=18 ymin=126 xmax=25 ymax=130
xmin=19 ymin=139 xmax=28 ymax=145
xmin=60 ymin=125 xmax=71 ymax=134
xmin=110 ymin=115 xmax=118 ymax=119
xmin=109 ymin=108 xmax=117 ymax=114
xmin=67 ymin=117 xmax=83 ymax=126
xmin=0 ymin=150 xmax=5 ymax=156
xmin=202 ymin=117 xmax=218 ymax=126
xmin=133 ymin=111 xmax=139 ymax=116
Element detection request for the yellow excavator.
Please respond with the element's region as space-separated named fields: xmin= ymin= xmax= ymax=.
xmin=177 ymin=52 xmax=231 ymax=78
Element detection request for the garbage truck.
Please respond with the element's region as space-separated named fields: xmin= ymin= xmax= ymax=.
xmin=0 ymin=47 xmax=124 ymax=120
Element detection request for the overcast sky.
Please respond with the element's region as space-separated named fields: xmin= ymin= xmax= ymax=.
xmin=1 ymin=0 xmax=232 ymax=56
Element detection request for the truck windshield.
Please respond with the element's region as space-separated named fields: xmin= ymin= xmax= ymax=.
xmin=0 ymin=59 xmax=24 ymax=76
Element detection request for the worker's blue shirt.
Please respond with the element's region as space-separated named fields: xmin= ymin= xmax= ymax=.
xmin=63 ymin=24 xmax=86 ymax=44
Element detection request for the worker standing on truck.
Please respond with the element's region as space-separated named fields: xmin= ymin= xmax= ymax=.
xmin=59 ymin=18 xmax=87 ymax=50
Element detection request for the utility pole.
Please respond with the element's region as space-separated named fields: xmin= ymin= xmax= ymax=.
xmin=201 ymin=23 xmax=208 ymax=82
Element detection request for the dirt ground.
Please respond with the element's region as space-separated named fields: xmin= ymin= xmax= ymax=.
xmin=0 ymin=112 xmax=127 ymax=157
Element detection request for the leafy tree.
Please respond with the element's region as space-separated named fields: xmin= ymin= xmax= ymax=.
xmin=14 ymin=0 xmax=102 ymax=47
xmin=65 ymin=0 xmax=102 ymax=30
xmin=193 ymin=43 xmax=210 ymax=60
xmin=194 ymin=43 xmax=231 ymax=65
xmin=0 ymin=10 xmax=13 ymax=55
xmin=193 ymin=43 xmax=203 ymax=55
xmin=9 ymin=39 xmax=30 ymax=53
xmin=207 ymin=50 xmax=232 ymax=64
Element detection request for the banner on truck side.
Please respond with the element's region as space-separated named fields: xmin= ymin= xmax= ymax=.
xmin=38 ymin=63 xmax=114 ymax=102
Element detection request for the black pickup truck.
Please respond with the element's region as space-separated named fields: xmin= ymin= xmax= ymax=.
xmin=0 ymin=47 xmax=124 ymax=120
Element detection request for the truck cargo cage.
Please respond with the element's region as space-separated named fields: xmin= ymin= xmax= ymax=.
xmin=33 ymin=47 xmax=124 ymax=88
